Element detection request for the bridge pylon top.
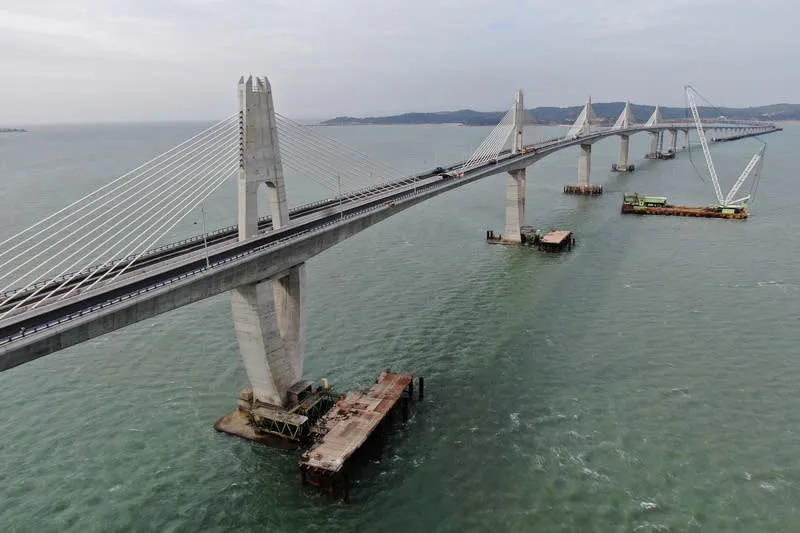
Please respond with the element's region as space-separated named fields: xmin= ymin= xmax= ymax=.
xmin=239 ymin=75 xmax=271 ymax=93
xmin=612 ymin=101 xmax=636 ymax=130
xmin=237 ymin=73 xmax=288 ymax=238
xmin=512 ymin=89 xmax=524 ymax=154
xmin=566 ymin=97 xmax=598 ymax=139
xmin=645 ymin=105 xmax=663 ymax=128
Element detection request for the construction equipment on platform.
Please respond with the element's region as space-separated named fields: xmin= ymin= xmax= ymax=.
xmin=486 ymin=226 xmax=575 ymax=251
xmin=686 ymin=85 xmax=766 ymax=212
xmin=620 ymin=193 xmax=747 ymax=219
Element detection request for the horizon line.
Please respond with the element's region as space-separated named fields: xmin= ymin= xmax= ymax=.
xmin=3 ymin=100 xmax=796 ymax=128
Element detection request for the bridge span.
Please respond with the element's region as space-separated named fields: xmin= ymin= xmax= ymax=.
xmin=0 ymin=76 xmax=779 ymax=435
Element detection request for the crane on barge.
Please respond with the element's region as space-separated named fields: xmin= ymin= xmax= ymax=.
xmin=686 ymin=85 xmax=766 ymax=210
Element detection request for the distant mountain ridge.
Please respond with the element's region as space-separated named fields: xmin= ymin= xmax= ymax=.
xmin=321 ymin=102 xmax=799 ymax=126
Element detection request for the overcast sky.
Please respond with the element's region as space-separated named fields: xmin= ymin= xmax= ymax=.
xmin=0 ymin=0 xmax=795 ymax=123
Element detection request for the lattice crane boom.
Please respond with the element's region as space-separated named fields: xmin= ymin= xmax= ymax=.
xmin=724 ymin=146 xmax=765 ymax=206
xmin=686 ymin=86 xmax=724 ymax=205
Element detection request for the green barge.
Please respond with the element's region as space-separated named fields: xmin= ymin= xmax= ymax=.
xmin=621 ymin=194 xmax=747 ymax=219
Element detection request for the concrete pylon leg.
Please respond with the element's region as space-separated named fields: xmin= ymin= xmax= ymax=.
xmin=231 ymin=264 xmax=306 ymax=407
xmin=618 ymin=135 xmax=629 ymax=170
xmin=648 ymin=132 xmax=658 ymax=157
xmin=682 ymin=130 xmax=689 ymax=149
xmin=503 ymin=168 xmax=526 ymax=244
xmin=579 ymin=144 xmax=591 ymax=186
xmin=669 ymin=130 xmax=677 ymax=152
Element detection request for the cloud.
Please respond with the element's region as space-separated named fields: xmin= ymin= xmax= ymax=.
xmin=0 ymin=0 xmax=795 ymax=123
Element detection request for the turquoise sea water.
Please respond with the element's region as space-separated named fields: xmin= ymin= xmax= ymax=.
xmin=0 ymin=122 xmax=798 ymax=532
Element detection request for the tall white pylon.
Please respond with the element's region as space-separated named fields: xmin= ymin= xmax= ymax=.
xmin=566 ymin=97 xmax=598 ymax=138
xmin=231 ymin=75 xmax=305 ymax=409
xmin=237 ymin=75 xmax=288 ymax=241
xmin=644 ymin=105 xmax=663 ymax=128
xmin=512 ymin=89 xmax=524 ymax=154
xmin=504 ymin=89 xmax=526 ymax=244
xmin=612 ymin=101 xmax=636 ymax=130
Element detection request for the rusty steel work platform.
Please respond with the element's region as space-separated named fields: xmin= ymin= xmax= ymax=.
xmin=486 ymin=227 xmax=574 ymax=251
xmin=621 ymin=203 xmax=748 ymax=219
xmin=299 ymin=371 xmax=422 ymax=501
xmin=539 ymin=230 xmax=575 ymax=251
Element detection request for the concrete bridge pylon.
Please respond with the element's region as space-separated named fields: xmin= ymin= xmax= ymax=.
xmin=566 ymin=96 xmax=598 ymax=139
xmin=562 ymin=97 xmax=603 ymax=194
xmin=237 ymin=76 xmax=288 ymax=238
xmin=612 ymin=102 xmax=635 ymax=172
xmin=612 ymin=101 xmax=635 ymax=131
xmin=231 ymin=75 xmax=306 ymax=408
xmin=503 ymin=89 xmax=526 ymax=244
xmin=645 ymin=105 xmax=663 ymax=128
xmin=570 ymin=98 xmax=596 ymax=186
xmin=645 ymin=105 xmax=663 ymax=158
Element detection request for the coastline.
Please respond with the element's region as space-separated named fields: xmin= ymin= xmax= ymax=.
xmin=319 ymin=121 xmax=574 ymax=127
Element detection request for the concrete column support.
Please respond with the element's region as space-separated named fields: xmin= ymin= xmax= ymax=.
xmin=579 ymin=144 xmax=591 ymax=186
xmin=668 ymin=129 xmax=678 ymax=153
xmin=232 ymin=75 xmax=303 ymax=409
xmin=682 ymin=130 xmax=689 ymax=149
xmin=503 ymin=168 xmax=526 ymax=244
xmin=502 ymin=88 xmax=526 ymax=244
xmin=648 ymin=132 xmax=658 ymax=157
xmin=231 ymin=264 xmax=306 ymax=407
xmin=238 ymin=75 xmax=289 ymax=240
xmin=618 ymin=135 xmax=630 ymax=170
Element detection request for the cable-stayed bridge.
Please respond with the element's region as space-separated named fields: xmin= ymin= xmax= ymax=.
xmin=0 ymin=76 xmax=779 ymax=421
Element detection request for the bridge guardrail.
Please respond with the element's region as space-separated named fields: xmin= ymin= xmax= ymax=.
xmin=1 ymin=183 xmax=432 ymax=304
xmin=0 ymin=197 xmax=344 ymax=302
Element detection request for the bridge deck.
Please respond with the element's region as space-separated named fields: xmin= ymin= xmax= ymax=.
xmin=0 ymin=121 xmax=781 ymax=371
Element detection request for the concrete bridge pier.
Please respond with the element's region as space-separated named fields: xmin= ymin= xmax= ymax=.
xmin=668 ymin=129 xmax=678 ymax=153
xmin=216 ymin=75 xmax=310 ymax=443
xmin=502 ymin=89 xmax=527 ymax=244
xmin=647 ymin=132 xmax=658 ymax=158
xmin=562 ymin=98 xmax=601 ymax=194
xmin=682 ymin=129 xmax=690 ymax=149
xmin=231 ymin=265 xmax=306 ymax=408
xmin=563 ymin=141 xmax=601 ymax=194
xmin=579 ymin=143 xmax=591 ymax=186
xmin=616 ymin=135 xmax=631 ymax=172
xmin=503 ymin=168 xmax=526 ymax=244
xmin=610 ymin=102 xmax=634 ymax=173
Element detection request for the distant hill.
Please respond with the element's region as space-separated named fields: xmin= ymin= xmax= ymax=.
xmin=321 ymin=102 xmax=799 ymax=126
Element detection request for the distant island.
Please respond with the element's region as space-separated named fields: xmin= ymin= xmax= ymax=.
xmin=0 ymin=128 xmax=26 ymax=133
xmin=321 ymin=102 xmax=800 ymax=126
